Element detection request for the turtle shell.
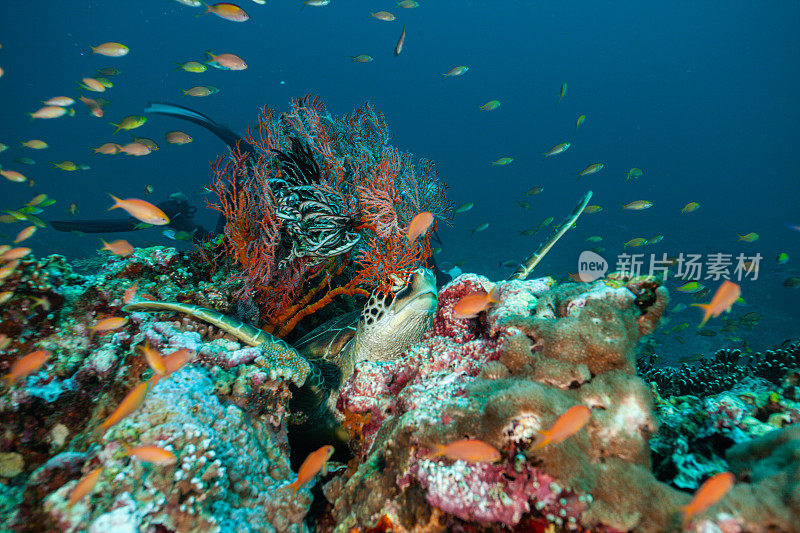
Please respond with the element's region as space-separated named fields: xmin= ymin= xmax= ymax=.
xmin=293 ymin=310 xmax=360 ymax=365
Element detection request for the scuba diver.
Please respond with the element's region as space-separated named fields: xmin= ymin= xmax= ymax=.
xmin=48 ymin=103 xmax=242 ymax=243
xmin=50 ymin=191 xmax=214 ymax=243
xmin=49 ymin=102 xmax=452 ymax=286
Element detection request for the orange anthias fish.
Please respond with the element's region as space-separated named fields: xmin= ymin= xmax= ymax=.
xmin=108 ymin=195 xmax=170 ymax=225
xmin=68 ymin=467 xmax=103 ymax=508
xmin=206 ymin=52 xmax=247 ymax=70
xmin=200 ymin=2 xmax=249 ymax=21
xmin=91 ymin=42 xmax=129 ymax=57
xmin=161 ymin=348 xmax=195 ymax=377
xmin=287 ymin=445 xmax=334 ymax=493
xmin=99 ymin=381 xmax=151 ymax=430
xmin=14 ymin=226 xmax=37 ymax=243
xmin=119 ymin=142 xmax=151 ymax=156
xmin=533 ymin=404 xmax=592 ymax=449
xmin=1 ymin=247 xmax=32 ymax=261
xmin=101 ymin=239 xmax=134 ymax=257
xmin=124 ymin=445 xmax=176 ymax=465
xmin=91 ymin=316 xmax=128 ymax=333
xmin=691 ymin=280 xmax=741 ymax=328
xmin=407 ymin=211 xmax=434 ymax=242
xmin=452 ymin=286 xmax=500 ymax=319
xmin=4 ymin=350 xmax=51 ymax=385
xmin=426 ymin=439 xmax=501 ymax=463
xmin=140 ymin=343 xmax=166 ymax=376
xmin=79 ymin=96 xmax=103 ymax=118
xmin=681 ymin=472 xmax=735 ymax=527
xmin=92 ymin=142 xmax=121 ymax=154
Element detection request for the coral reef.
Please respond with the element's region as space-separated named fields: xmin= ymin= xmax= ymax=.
xmin=638 ymin=340 xmax=800 ymax=397
xmin=2 ymin=241 xmax=798 ymax=533
xmin=647 ymin=359 xmax=800 ymax=492
xmin=43 ymin=367 xmax=309 ymax=532
xmin=0 ymin=249 xmax=309 ymax=531
xmin=325 ymin=273 xmax=693 ymax=532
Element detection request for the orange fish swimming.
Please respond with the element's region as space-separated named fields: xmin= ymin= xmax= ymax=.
xmin=124 ymin=445 xmax=176 ymax=465
xmin=30 ymin=106 xmax=73 ymax=119
xmin=691 ymin=280 xmax=740 ymax=328
xmin=99 ymin=381 xmax=151 ymax=430
xmin=119 ymin=142 xmax=151 ymax=156
xmin=681 ymin=471 xmax=735 ymax=527
xmin=1 ymin=169 xmax=27 ymax=183
xmin=407 ymin=211 xmax=434 ymax=242
xmin=287 ymin=445 xmax=334 ymax=493
xmin=161 ymin=348 xmax=195 ymax=377
xmin=90 ymin=316 xmax=128 ymax=333
xmin=0 ymin=260 xmax=19 ymax=281
xmin=80 ymin=77 xmax=106 ymax=92
xmin=452 ymin=286 xmax=500 ymax=319
xmin=1 ymin=247 xmax=31 ymax=261
xmin=206 ymin=51 xmax=247 ymax=70
xmin=108 ymin=195 xmax=170 ymax=225
xmin=533 ymin=404 xmax=592 ymax=449
xmin=91 ymin=42 xmax=129 ymax=57
xmin=426 ymin=439 xmax=501 ymax=463
xmin=68 ymin=467 xmax=103 ymax=508
xmin=79 ymin=96 xmax=103 ymax=118
xmin=13 ymin=226 xmax=36 ymax=244
xmin=92 ymin=142 xmax=121 ymax=155
xmin=140 ymin=343 xmax=166 ymax=376
xmin=200 ymin=2 xmax=249 ymax=21
xmin=4 ymin=350 xmax=50 ymax=385
xmin=101 ymin=239 xmax=134 ymax=257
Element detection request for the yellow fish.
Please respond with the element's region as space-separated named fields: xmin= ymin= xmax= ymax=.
xmin=578 ymin=163 xmax=604 ymax=178
xmin=110 ymin=115 xmax=147 ymax=134
xmin=543 ymin=142 xmax=570 ymax=158
xmin=681 ymin=202 xmax=700 ymax=213
xmin=622 ymin=200 xmax=653 ymax=210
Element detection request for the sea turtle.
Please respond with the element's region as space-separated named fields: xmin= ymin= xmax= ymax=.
xmin=123 ymin=268 xmax=438 ymax=436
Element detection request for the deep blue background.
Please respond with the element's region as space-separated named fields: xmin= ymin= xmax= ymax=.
xmin=0 ymin=1 xmax=798 ymax=355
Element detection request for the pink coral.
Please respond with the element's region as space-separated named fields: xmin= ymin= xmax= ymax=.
xmin=405 ymin=460 xmax=585 ymax=526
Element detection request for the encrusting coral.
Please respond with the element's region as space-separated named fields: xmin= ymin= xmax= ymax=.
xmin=44 ymin=366 xmax=309 ymax=532
xmin=323 ymin=273 xmax=799 ymax=532
xmin=2 ymin=245 xmax=799 ymax=532
xmin=325 ymin=273 xmax=685 ymax=531
xmin=0 ymin=248 xmax=312 ymax=531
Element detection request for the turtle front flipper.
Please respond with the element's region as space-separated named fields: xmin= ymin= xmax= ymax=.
xmin=123 ymin=300 xmax=310 ymax=387
xmin=290 ymin=359 xmax=342 ymax=431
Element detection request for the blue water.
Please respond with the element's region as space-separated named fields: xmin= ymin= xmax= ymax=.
xmin=0 ymin=0 xmax=798 ymax=356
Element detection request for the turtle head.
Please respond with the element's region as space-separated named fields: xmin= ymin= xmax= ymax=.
xmin=350 ymin=268 xmax=438 ymax=371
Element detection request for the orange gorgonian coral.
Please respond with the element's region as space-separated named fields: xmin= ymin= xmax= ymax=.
xmin=208 ymin=96 xmax=452 ymax=333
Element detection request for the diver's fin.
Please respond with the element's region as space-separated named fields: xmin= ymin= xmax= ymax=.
xmin=50 ymin=218 xmax=142 ymax=233
xmin=144 ymin=102 xmax=251 ymax=153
